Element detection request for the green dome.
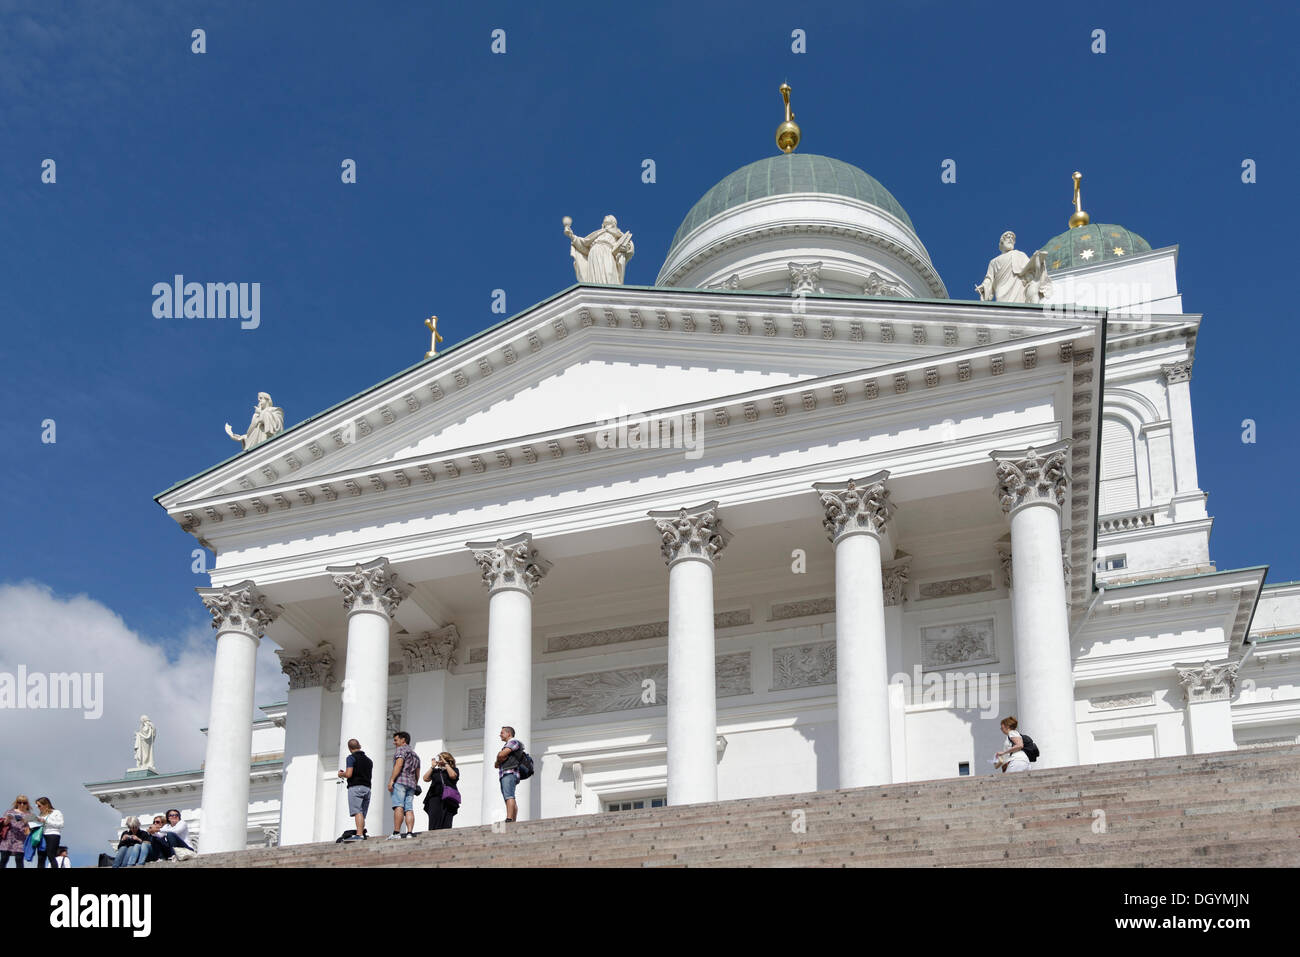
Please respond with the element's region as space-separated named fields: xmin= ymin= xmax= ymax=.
xmin=1039 ymin=224 xmax=1151 ymax=270
xmin=667 ymin=153 xmax=915 ymax=257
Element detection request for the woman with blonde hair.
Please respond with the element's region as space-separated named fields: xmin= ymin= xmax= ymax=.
xmin=0 ymin=796 xmax=32 ymax=868
xmin=422 ymin=751 xmax=462 ymax=830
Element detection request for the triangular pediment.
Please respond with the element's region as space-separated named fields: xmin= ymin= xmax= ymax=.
xmin=161 ymin=285 xmax=1101 ymax=512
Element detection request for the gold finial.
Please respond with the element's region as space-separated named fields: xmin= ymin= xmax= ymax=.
xmin=1069 ymin=171 xmax=1090 ymax=228
xmin=776 ymin=82 xmax=801 ymax=154
xmin=424 ymin=315 xmax=444 ymax=358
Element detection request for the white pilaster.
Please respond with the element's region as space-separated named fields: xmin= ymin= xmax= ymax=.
xmin=327 ymin=557 xmax=408 ymax=837
xmin=814 ymin=474 xmax=896 ymax=788
xmin=276 ymin=643 xmax=336 ymax=846
xmin=1161 ymin=362 xmax=1200 ymax=495
xmin=649 ymin=501 xmax=731 ymax=806
xmin=1176 ymin=660 xmax=1240 ymax=754
xmin=196 ymin=581 xmax=280 ymax=854
xmin=469 ymin=535 xmax=550 ymax=823
xmin=991 ymin=442 xmax=1080 ymax=768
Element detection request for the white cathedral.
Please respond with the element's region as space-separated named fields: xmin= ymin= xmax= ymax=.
xmin=140 ymin=94 xmax=1299 ymax=853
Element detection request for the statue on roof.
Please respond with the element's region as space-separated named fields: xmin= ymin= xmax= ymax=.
xmin=133 ymin=714 xmax=157 ymax=772
xmin=564 ymin=215 xmax=634 ymax=284
xmin=975 ymin=231 xmax=1052 ymax=304
xmin=225 ymin=392 xmax=284 ymax=451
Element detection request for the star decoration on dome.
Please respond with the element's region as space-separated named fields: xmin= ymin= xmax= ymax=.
xmin=1080 ymin=248 xmax=1095 ymax=261
xmin=1113 ymin=247 xmax=1125 ymax=256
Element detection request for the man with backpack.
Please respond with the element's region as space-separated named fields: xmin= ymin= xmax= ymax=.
xmin=493 ymin=726 xmax=531 ymax=822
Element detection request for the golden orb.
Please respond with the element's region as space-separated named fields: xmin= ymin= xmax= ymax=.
xmin=776 ymin=82 xmax=801 ymax=153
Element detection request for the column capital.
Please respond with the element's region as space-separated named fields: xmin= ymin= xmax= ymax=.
xmin=398 ymin=624 xmax=460 ymax=673
xmin=1161 ymin=360 xmax=1193 ymax=385
xmin=648 ymin=500 xmax=731 ymax=566
xmin=813 ymin=471 xmax=893 ymax=544
xmin=196 ymin=581 xmax=280 ymax=640
xmin=276 ymin=642 xmax=337 ymax=691
xmin=882 ymin=551 xmax=912 ymax=606
xmin=990 ymin=441 xmax=1071 ymax=516
xmin=1175 ymin=659 xmax=1239 ymax=703
xmin=467 ymin=533 xmax=551 ymax=594
xmin=326 ymin=557 xmax=410 ymax=618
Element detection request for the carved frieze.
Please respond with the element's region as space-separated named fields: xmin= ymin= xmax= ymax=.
xmin=545 ymin=653 xmax=751 ymax=718
xmin=467 ymin=688 xmax=485 ymax=729
xmin=918 ymin=574 xmax=994 ymax=600
xmin=770 ymin=597 xmax=835 ymax=620
xmin=920 ymin=619 xmax=997 ymax=670
xmin=772 ymin=640 xmax=836 ymax=690
xmin=882 ymin=553 xmax=912 ymax=606
xmin=1088 ymin=691 xmax=1154 ymax=711
xmin=399 ymin=625 xmax=460 ymax=673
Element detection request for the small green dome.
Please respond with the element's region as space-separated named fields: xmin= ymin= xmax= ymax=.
xmin=667 ymin=153 xmax=914 ymax=258
xmin=1039 ymin=224 xmax=1151 ymax=270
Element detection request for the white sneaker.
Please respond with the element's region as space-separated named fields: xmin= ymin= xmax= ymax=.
xmin=385 ymin=834 xmax=402 ymax=840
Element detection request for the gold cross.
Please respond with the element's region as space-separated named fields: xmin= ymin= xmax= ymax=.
xmin=424 ymin=315 xmax=444 ymax=358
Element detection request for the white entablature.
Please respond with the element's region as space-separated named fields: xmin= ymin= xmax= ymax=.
xmin=158 ymin=285 xmax=1104 ymax=610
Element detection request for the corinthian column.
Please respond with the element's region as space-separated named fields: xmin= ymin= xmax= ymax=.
xmin=814 ymin=473 xmax=895 ymax=788
xmin=196 ymin=581 xmax=280 ymax=853
xmin=648 ymin=501 xmax=731 ymax=805
xmin=326 ymin=557 xmax=408 ymax=836
xmin=991 ymin=441 xmax=1079 ymax=768
xmin=468 ymin=534 xmax=550 ymax=823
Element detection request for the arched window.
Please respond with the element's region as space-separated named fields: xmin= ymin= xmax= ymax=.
xmin=1099 ymin=417 xmax=1139 ymax=514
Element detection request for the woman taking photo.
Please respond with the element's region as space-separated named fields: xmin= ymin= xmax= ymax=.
xmin=0 ymin=796 xmax=32 ymax=868
xmin=422 ymin=751 xmax=461 ymax=830
xmin=35 ymin=797 xmax=63 ymax=868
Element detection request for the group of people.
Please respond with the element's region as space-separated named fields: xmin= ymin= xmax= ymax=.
xmin=112 ymin=809 xmax=195 ymax=866
xmin=338 ymin=731 xmax=463 ymax=840
xmin=2 ymin=795 xmax=70 ymax=868
xmin=337 ymin=725 xmax=530 ymax=839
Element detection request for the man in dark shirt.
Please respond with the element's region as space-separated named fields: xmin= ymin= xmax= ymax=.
xmin=337 ymin=738 xmax=373 ymax=841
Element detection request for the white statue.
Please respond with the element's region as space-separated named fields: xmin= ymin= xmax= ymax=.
xmin=225 ymin=392 xmax=284 ymax=450
xmin=564 ymin=215 xmax=634 ymax=284
xmin=133 ymin=715 xmax=157 ymax=771
xmin=976 ymin=231 xmax=1052 ymax=303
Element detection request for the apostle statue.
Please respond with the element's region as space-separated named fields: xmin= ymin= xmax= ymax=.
xmin=975 ymin=231 xmax=1052 ymax=303
xmin=225 ymin=391 xmax=284 ymax=451
xmin=133 ymin=715 xmax=157 ymax=772
xmin=564 ymin=215 xmax=634 ymax=284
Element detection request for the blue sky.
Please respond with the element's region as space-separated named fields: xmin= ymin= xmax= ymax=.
xmin=3 ymin=0 xmax=1297 ymax=645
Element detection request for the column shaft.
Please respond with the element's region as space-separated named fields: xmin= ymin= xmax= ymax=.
xmin=480 ymin=587 xmax=534 ymax=821
xmin=666 ymin=556 xmax=718 ymax=805
xmin=834 ymin=532 xmax=893 ymax=787
xmin=334 ymin=608 xmax=392 ymax=836
xmin=201 ymin=628 xmax=260 ymax=852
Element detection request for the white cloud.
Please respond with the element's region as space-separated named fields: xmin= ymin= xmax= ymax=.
xmin=0 ymin=582 xmax=287 ymax=865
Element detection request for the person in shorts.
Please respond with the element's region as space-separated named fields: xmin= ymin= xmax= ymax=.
xmin=387 ymin=731 xmax=420 ymax=838
xmin=337 ymin=738 xmax=373 ymax=840
xmin=494 ymin=726 xmax=524 ymax=822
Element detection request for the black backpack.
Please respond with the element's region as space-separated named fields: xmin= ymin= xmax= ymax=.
xmin=515 ymin=749 xmax=535 ymax=780
xmin=1019 ymin=733 xmax=1040 ymax=762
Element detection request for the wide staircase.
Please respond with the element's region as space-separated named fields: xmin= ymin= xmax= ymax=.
xmin=181 ymin=746 xmax=1300 ymax=867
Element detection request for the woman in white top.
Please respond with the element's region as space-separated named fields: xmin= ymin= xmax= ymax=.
xmin=35 ymin=797 xmax=64 ymax=868
xmin=995 ymin=717 xmax=1031 ymax=773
